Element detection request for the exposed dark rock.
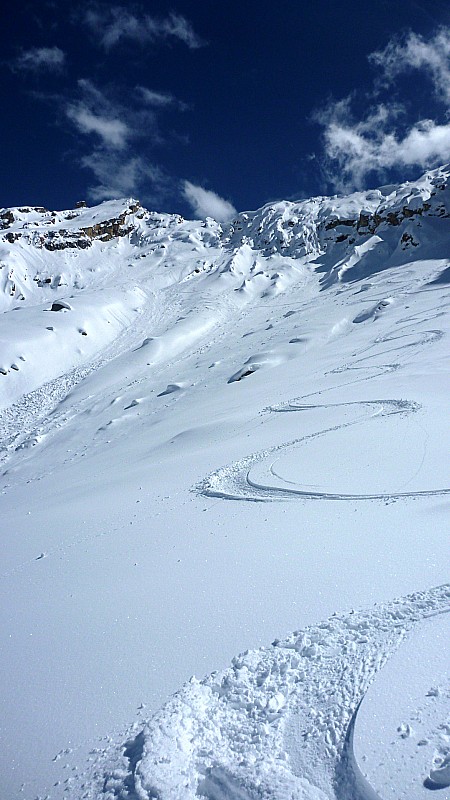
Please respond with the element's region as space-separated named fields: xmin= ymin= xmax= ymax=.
xmin=5 ymin=232 xmax=19 ymax=243
xmin=44 ymin=238 xmax=92 ymax=251
xmin=386 ymin=212 xmax=400 ymax=226
xmin=325 ymin=218 xmax=355 ymax=230
xmin=0 ymin=210 xmax=15 ymax=229
xmin=49 ymin=301 xmax=72 ymax=312
xmin=401 ymin=232 xmax=419 ymax=247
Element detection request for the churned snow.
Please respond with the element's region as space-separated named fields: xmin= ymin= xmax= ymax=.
xmin=0 ymin=167 xmax=448 ymax=799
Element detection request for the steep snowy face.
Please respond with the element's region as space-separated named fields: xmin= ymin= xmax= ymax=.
xmin=1 ymin=164 xmax=448 ymax=312
xmin=0 ymin=198 xmax=185 ymax=311
xmin=0 ymin=165 xmax=448 ymax=410
xmin=221 ymin=163 xmax=450 ymax=266
xmin=0 ymin=200 xmax=203 ymax=408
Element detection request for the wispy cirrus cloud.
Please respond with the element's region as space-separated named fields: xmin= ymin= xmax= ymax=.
xmin=136 ymin=86 xmax=188 ymax=111
xmin=314 ymin=27 xmax=450 ymax=191
xmin=12 ymin=46 xmax=65 ymax=72
xmin=81 ymin=5 xmax=204 ymax=50
xmin=65 ymin=80 xmax=132 ymax=149
xmin=66 ymin=106 xmax=129 ymax=149
xmin=10 ymin=6 xmax=205 ymax=208
xmin=65 ymin=78 xmax=178 ymax=151
xmin=318 ymin=103 xmax=450 ymax=191
xmin=369 ymin=27 xmax=450 ymax=104
xmin=183 ymin=181 xmax=236 ymax=221
xmin=63 ymin=79 xmax=185 ymax=204
xmin=80 ymin=150 xmax=168 ymax=202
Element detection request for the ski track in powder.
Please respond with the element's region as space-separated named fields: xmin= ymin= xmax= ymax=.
xmin=200 ymin=308 xmax=449 ymax=503
xmin=200 ymin=398 xmax=449 ymax=503
xmin=72 ymin=585 xmax=450 ymax=800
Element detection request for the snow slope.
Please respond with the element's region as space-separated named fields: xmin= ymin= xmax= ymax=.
xmin=352 ymin=610 xmax=450 ymax=799
xmin=0 ymin=166 xmax=448 ymax=799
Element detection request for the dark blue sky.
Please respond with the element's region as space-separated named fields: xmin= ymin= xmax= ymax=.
xmin=2 ymin=1 xmax=449 ymax=217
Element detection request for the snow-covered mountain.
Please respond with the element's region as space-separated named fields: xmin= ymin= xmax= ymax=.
xmin=0 ymin=166 xmax=449 ymax=799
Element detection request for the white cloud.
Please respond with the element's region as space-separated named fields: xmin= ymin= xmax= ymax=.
xmin=322 ymin=107 xmax=450 ymax=189
xmin=136 ymin=86 xmax=186 ymax=110
xmin=183 ymin=181 xmax=237 ymax=221
xmin=13 ymin=46 xmax=65 ymax=72
xmin=138 ymin=88 xmax=174 ymax=107
xmin=65 ymin=81 xmax=142 ymax=150
xmin=83 ymin=6 xmax=204 ymax=50
xmin=314 ymin=27 xmax=450 ymax=190
xmin=161 ymin=13 xmax=204 ymax=49
xmin=66 ymin=104 xmax=129 ymax=149
xmin=81 ymin=150 xmax=166 ymax=202
xmin=76 ymin=78 xmax=105 ymax=106
xmin=369 ymin=27 xmax=450 ymax=104
xmin=62 ymin=78 xmax=188 ymax=206
xmin=65 ymin=79 xmax=187 ymax=152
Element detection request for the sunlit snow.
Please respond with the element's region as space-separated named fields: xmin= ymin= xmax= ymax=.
xmin=0 ymin=167 xmax=448 ymax=799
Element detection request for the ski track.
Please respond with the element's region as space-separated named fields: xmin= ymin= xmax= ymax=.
xmin=72 ymin=585 xmax=450 ymax=800
xmin=200 ymin=398 xmax=449 ymax=503
xmin=200 ymin=314 xmax=448 ymax=503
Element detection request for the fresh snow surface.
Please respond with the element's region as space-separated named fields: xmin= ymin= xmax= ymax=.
xmin=0 ymin=167 xmax=449 ymax=799
xmin=352 ymin=611 xmax=450 ymax=799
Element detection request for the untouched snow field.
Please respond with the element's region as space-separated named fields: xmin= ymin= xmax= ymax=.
xmin=352 ymin=611 xmax=450 ymax=799
xmin=0 ymin=167 xmax=449 ymax=799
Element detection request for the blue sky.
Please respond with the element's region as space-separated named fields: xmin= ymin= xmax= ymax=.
xmin=2 ymin=0 xmax=449 ymax=218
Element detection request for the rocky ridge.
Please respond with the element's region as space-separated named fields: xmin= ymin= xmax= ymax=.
xmin=0 ymin=164 xmax=448 ymax=310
